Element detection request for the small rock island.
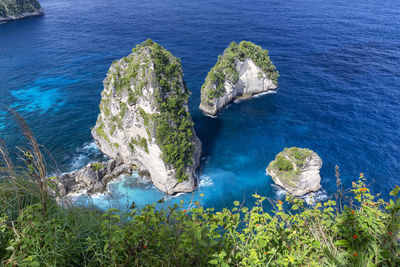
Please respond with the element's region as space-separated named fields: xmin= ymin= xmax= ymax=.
xmin=199 ymin=41 xmax=279 ymax=116
xmin=266 ymin=147 xmax=322 ymax=197
xmin=92 ymin=39 xmax=202 ymax=195
xmin=0 ymin=0 xmax=43 ymax=23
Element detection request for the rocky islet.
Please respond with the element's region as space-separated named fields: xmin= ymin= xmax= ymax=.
xmin=91 ymin=39 xmax=202 ymax=195
xmin=199 ymin=41 xmax=279 ymax=116
xmin=266 ymin=147 xmax=322 ymax=197
xmin=0 ymin=0 xmax=43 ymax=23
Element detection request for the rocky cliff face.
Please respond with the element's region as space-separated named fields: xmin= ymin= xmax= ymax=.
xmin=0 ymin=0 xmax=43 ymax=23
xmin=59 ymin=159 xmax=132 ymax=196
xmin=92 ymin=39 xmax=202 ymax=195
xmin=200 ymin=41 xmax=279 ymax=116
xmin=266 ymin=147 xmax=322 ymax=197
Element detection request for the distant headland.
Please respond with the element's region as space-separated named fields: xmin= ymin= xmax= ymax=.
xmin=0 ymin=0 xmax=43 ymax=23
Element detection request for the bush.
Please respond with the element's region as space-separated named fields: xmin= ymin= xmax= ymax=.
xmin=1 ymin=172 xmax=399 ymax=266
xmin=276 ymin=155 xmax=294 ymax=171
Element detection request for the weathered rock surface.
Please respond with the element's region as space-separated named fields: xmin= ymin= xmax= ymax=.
xmin=200 ymin=41 xmax=279 ymax=116
xmin=58 ymin=159 xmax=132 ymax=196
xmin=0 ymin=0 xmax=43 ymax=23
xmin=92 ymin=39 xmax=201 ymax=195
xmin=266 ymin=147 xmax=322 ymax=197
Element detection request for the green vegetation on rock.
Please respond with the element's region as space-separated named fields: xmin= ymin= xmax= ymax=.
xmin=275 ymin=155 xmax=294 ymax=171
xmin=95 ymin=123 xmax=110 ymax=143
xmin=130 ymin=136 xmax=149 ymax=154
xmin=268 ymin=147 xmax=312 ymax=187
xmin=0 ymin=0 xmax=42 ymax=17
xmin=91 ymin=162 xmax=103 ymax=172
xmin=201 ymin=41 xmax=279 ymax=102
xmin=131 ymin=40 xmax=196 ymax=182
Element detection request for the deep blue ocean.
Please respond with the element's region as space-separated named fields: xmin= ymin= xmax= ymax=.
xmin=1 ymin=0 xmax=399 ymax=211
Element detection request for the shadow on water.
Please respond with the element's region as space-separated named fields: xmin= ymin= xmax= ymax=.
xmin=193 ymin=112 xmax=223 ymax=160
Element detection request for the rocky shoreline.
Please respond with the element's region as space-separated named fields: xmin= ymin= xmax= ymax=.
xmin=0 ymin=10 xmax=43 ymax=23
xmin=58 ymin=159 xmax=133 ymax=197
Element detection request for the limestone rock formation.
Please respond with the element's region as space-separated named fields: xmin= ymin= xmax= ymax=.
xmin=0 ymin=0 xmax=43 ymax=23
xmin=266 ymin=147 xmax=322 ymax=197
xmin=58 ymin=159 xmax=132 ymax=196
xmin=92 ymin=39 xmax=202 ymax=195
xmin=200 ymin=41 xmax=279 ymax=116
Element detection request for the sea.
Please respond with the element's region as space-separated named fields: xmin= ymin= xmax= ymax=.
xmin=1 ymin=0 xmax=399 ymax=211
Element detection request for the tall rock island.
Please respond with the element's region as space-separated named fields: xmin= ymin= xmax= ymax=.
xmin=266 ymin=147 xmax=322 ymax=197
xmin=92 ymin=39 xmax=202 ymax=195
xmin=0 ymin=0 xmax=43 ymax=23
xmin=200 ymin=41 xmax=279 ymax=116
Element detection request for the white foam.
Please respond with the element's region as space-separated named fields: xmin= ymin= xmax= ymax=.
xmin=83 ymin=142 xmax=98 ymax=151
xmin=271 ymin=184 xmax=287 ymax=200
xmin=203 ymin=113 xmax=218 ymax=118
xmin=272 ymin=184 xmax=329 ymax=205
xmin=252 ymin=90 xmax=277 ymax=98
xmin=69 ymin=141 xmax=101 ymax=170
xmin=70 ymin=154 xmax=88 ymax=170
xmin=199 ymin=175 xmax=214 ymax=187
xmin=170 ymin=192 xmax=185 ymax=199
xmin=301 ymin=189 xmax=329 ymax=205
xmin=234 ymin=91 xmax=277 ymax=104
xmin=136 ymin=174 xmax=151 ymax=184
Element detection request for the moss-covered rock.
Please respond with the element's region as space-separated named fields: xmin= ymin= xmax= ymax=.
xmin=0 ymin=0 xmax=43 ymax=22
xmin=266 ymin=147 xmax=322 ymax=196
xmin=200 ymin=41 xmax=279 ymax=116
xmin=92 ymin=39 xmax=202 ymax=195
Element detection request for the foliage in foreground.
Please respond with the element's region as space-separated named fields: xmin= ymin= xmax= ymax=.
xmin=0 ymin=113 xmax=399 ymax=266
xmin=1 ymin=175 xmax=399 ymax=266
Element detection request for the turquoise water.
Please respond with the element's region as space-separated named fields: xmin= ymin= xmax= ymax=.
xmin=10 ymin=76 xmax=78 ymax=113
xmin=0 ymin=0 xmax=399 ymax=210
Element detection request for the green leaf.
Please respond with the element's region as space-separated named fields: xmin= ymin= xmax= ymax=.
xmin=194 ymin=229 xmax=202 ymax=240
xmin=292 ymin=204 xmax=299 ymax=210
xmin=335 ymin=240 xmax=350 ymax=247
xmin=257 ymin=238 xmax=268 ymax=248
xmin=219 ymin=250 xmax=227 ymax=258
xmin=209 ymin=260 xmax=219 ymax=265
xmin=234 ymin=201 xmax=240 ymax=206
